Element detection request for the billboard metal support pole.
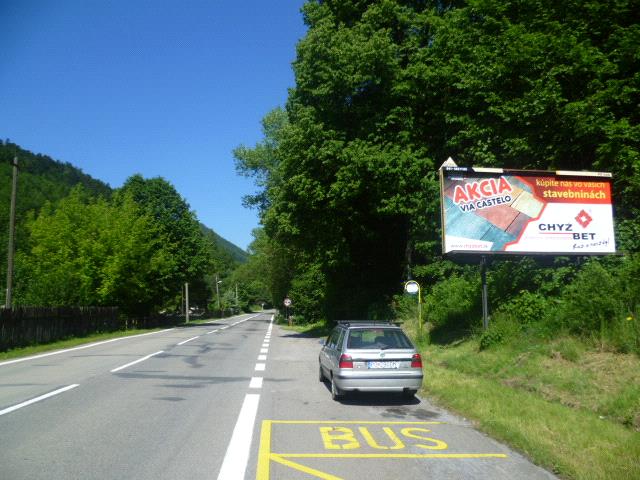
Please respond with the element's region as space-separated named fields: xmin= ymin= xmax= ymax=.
xmin=481 ymin=256 xmax=489 ymax=330
xmin=5 ymin=156 xmax=18 ymax=309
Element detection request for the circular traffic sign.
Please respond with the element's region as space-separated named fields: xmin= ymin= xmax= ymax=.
xmin=404 ymin=281 xmax=419 ymax=294
xmin=284 ymin=297 xmax=292 ymax=307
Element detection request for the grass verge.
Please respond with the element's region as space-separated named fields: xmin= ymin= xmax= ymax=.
xmin=0 ymin=328 xmax=170 ymax=362
xmin=419 ymin=336 xmax=640 ymax=479
xmin=280 ymin=320 xmax=332 ymax=338
xmin=0 ymin=313 xmax=253 ymax=361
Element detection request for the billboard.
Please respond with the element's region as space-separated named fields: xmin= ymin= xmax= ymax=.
xmin=440 ymin=166 xmax=616 ymax=255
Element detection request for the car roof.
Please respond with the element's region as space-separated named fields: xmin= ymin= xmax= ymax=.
xmin=336 ymin=321 xmax=401 ymax=328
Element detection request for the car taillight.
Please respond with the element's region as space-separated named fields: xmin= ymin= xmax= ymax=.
xmin=411 ymin=353 xmax=423 ymax=368
xmin=339 ymin=354 xmax=353 ymax=368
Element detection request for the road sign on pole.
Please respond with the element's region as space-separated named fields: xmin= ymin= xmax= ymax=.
xmin=404 ymin=281 xmax=422 ymax=333
xmin=283 ymin=297 xmax=292 ymax=325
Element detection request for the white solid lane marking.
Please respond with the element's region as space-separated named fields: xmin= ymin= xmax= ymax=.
xmin=255 ymin=363 xmax=266 ymax=371
xmin=257 ymin=354 xmax=267 ymax=361
xmin=249 ymin=377 xmax=263 ymax=389
xmin=0 ymin=384 xmax=80 ymax=416
xmin=0 ymin=328 xmax=175 ymax=368
xmin=217 ymin=393 xmax=260 ymax=480
xmin=206 ymin=329 xmax=218 ymax=334
xmin=110 ymin=351 xmax=164 ymax=373
xmin=177 ymin=336 xmax=199 ymax=346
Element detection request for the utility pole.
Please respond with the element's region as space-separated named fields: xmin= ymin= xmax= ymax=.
xmin=215 ymin=274 xmax=221 ymax=318
xmin=185 ymin=282 xmax=190 ymax=323
xmin=5 ymin=156 xmax=18 ymax=309
xmin=235 ymin=283 xmax=238 ymax=311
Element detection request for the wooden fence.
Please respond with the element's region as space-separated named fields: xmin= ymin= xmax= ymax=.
xmin=0 ymin=306 xmax=122 ymax=350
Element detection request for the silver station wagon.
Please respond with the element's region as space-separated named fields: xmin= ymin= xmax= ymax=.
xmin=319 ymin=321 xmax=423 ymax=400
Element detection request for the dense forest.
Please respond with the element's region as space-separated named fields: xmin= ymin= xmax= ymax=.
xmin=0 ymin=141 xmax=249 ymax=315
xmin=236 ymin=0 xmax=639 ymax=353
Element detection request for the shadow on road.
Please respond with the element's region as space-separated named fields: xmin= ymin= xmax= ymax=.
xmin=319 ymin=378 xmax=421 ymax=406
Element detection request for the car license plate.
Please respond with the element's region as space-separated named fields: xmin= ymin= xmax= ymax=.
xmin=367 ymin=361 xmax=400 ymax=369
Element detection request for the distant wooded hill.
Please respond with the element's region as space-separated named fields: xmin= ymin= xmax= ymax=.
xmin=0 ymin=140 xmax=247 ymax=297
xmin=200 ymin=224 xmax=248 ymax=264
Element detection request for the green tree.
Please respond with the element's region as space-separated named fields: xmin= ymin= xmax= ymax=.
xmin=0 ymin=141 xmax=112 ymax=303
xmin=234 ymin=107 xmax=289 ymax=213
xmin=228 ymin=228 xmax=294 ymax=309
xmin=239 ymin=0 xmax=639 ymax=324
xmin=14 ymin=187 xmax=173 ymax=313
xmin=119 ymin=175 xmax=213 ymax=308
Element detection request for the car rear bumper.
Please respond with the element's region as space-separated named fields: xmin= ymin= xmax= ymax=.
xmin=335 ymin=371 xmax=423 ymax=392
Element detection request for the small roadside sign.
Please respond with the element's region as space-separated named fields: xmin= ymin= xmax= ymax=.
xmin=405 ymin=281 xmax=419 ymax=294
xmin=284 ymin=298 xmax=292 ymax=307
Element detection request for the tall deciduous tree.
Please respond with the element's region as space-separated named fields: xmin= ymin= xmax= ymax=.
xmin=119 ymin=175 xmax=213 ymax=308
xmin=239 ymin=0 xmax=639 ymax=322
xmin=15 ymin=187 xmax=173 ymax=313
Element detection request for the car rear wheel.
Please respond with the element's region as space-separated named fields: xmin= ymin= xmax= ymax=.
xmin=318 ymin=363 xmax=325 ymax=382
xmin=331 ymin=375 xmax=343 ymax=400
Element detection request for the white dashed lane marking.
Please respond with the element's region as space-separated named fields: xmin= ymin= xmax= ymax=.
xmin=250 ymin=377 xmax=263 ymax=389
xmin=0 ymin=384 xmax=80 ymax=416
xmin=177 ymin=336 xmax=199 ymax=346
xmin=110 ymin=351 xmax=164 ymax=373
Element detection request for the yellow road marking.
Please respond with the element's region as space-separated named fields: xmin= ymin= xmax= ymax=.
xmin=256 ymin=420 xmax=507 ymax=480
xmin=275 ymin=453 xmax=508 ymax=459
xmin=270 ymin=454 xmax=344 ymax=480
xmin=266 ymin=420 xmax=444 ymax=425
xmin=257 ymin=420 xmax=272 ymax=480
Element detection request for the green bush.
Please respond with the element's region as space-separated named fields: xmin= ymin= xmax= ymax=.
xmin=479 ymin=312 xmax=522 ymax=350
xmin=405 ymin=256 xmax=640 ymax=354
xmin=479 ymin=328 xmax=504 ymax=350
xmin=555 ymin=261 xmax=622 ymax=332
xmin=618 ymin=253 xmax=640 ymax=316
xmin=495 ymin=290 xmax=550 ymax=326
xmin=392 ymin=293 xmax=418 ymax=321
xmin=551 ymin=257 xmax=640 ymax=354
xmin=424 ymin=274 xmax=480 ymax=329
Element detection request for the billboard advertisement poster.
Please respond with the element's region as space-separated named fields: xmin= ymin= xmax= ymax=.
xmin=440 ymin=167 xmax=616 ymax=255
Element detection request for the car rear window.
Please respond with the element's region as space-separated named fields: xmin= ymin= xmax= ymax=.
xmin=346 ymin=328 xmax=413 ymax=349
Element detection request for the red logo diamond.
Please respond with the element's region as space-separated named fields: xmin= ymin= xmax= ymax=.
xmin=575 ymin=210 xmax=593 ymax=228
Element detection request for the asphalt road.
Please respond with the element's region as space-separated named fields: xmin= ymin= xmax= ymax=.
xmin=0 ymin=313 xmax=557 ymax=480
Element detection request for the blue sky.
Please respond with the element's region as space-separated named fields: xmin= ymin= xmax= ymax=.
xmin=0 ymin=0 xmax=307 ymax=250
